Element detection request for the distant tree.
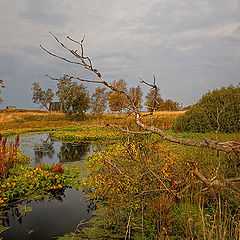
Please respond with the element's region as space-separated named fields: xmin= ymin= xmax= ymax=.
xmin=161 ymin=99 xmax=181 ymax=111
xmin=183 ymin=105 xmax=192 ymax=111
xmin=56 ymin=75 xmax=90 ymax=118
xmin=145 ymin=87 xmax=164 ymax=111
xmin=108 ymin=79 xmax=128 ymax=113
xmin=0 ymin=80 xmax=5 ymax=103
xmin=128 ymin=86 xmax=143 ymax=110
xmin=91 ymin=87 xmax=108 ymax=116
xmin=32 ymin=82 xmax=54 ymax=110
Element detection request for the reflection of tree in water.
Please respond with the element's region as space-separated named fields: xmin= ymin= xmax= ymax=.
xmin=0 ymin=195 xmax=95 ymax=228
xmin=33 ymin=133 xmax=55 ymax=164
xmin=58 ymin=142 xmax=91 ymax=163
xmin=0 ymin=194 xmax=65 ymax=227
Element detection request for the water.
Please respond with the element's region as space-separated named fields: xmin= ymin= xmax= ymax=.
xmin=17 ymin=133 xmax=97 ymax=165
xmin=1 ymin=189 xmax=93 ymax=240
xmin=1 ymin=133 xmax=97 ymax=240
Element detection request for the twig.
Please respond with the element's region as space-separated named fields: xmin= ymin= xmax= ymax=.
xmin=148 ymin=169 xmax=173 ymax=195
xmin=70 ymin=219 xmax=86 ymax=240
xmin=125 ymin=210 xmax=132 ymax=240
xmin=72 ymin=122 xmax=151 ymax=135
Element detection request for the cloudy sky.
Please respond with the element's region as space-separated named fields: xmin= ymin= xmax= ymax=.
xmin=0 ymin=0 xmax=239 ymax=109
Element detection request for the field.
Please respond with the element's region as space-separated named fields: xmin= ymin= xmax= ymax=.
xmin=0 ymin=109 xmax=185 ymax=135
xmin=1 ymin=109 xmax=240 ymax=239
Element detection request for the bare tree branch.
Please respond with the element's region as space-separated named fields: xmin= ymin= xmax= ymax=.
xmin=72 ymin=122 xmax=151 ymax=135
xmin=41 ymin=32 xmax=240 ymax=158
xmin=46 ymin=74 xmax=102 ymax=84
xmin=40 ymin=45 xmax=84 ymax=66
xmin=139 ymin=76 xmax=157 ymax=89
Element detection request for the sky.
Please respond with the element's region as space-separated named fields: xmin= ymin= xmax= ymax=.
xmin=0 ymin=0 xmax=239 ymax=109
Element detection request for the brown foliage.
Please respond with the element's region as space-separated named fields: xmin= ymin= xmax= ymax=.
xmin=108 ymin=79 xmax=128 ymax=113
xmin=145 ymin=87 xmax=164 ymax=111
xmin=51 ymin=163 xmax=64 ymax=174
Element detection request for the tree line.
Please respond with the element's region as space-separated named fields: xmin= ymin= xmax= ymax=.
xmin=32 ymin=76 xmax=181 ymax=118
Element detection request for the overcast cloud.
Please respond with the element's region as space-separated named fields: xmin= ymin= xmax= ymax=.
xmin=0 ymin=0 xmax=239 ymax=109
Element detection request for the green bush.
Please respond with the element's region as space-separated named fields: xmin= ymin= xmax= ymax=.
xmin=175 ymin=84 xmax=240 ymax=133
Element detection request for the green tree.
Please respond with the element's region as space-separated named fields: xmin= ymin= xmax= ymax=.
xmin=32 ymin=82 xmax=54 ymax=110
xmin=91 ymin=87 xmax=108 ymax=116
xmin=175 ymin=84 xmax=240 ymax=133
xmin=56 ymin=75 xmax=90 ymax=118
xmin=161 ymin=99 xmax=181 ymax=111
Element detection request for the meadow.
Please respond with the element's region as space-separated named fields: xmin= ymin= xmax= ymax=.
xmin=1 ymin=109 xmax=240 ymax=239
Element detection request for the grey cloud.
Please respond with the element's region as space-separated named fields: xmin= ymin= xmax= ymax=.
xmin=0 ymin=0 xmax=239 ymax=109
xmin=142 ymin=0 xmax=240 ymax=34
xmin=20 ymin=0 xmax=69 ymax=26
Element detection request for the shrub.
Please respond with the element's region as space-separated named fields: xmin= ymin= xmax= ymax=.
xmin=175 ymin=84 xmax=240 ymax=133
xmin=0 ymin=134 xmax=28 ymax=178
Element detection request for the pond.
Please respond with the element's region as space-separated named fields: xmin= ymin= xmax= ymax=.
xmin=17 ymin=133 xmax=98 ymax=165
xmin=0 ymin=133 xmax=97 ymax=240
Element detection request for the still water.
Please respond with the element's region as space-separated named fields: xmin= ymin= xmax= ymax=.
xmin=1 ymin=133 xmax=97 ymax=240
xmin=18 ymin=133 xmax=97 ymax=165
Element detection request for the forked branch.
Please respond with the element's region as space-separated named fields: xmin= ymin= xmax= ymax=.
xmin=41 ymin=32 xmax=240 ymax=158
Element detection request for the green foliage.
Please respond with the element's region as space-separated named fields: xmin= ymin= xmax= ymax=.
xmin=56 ymin=76 xmax=90 ymax=119
xmin=0 ymin=135 xmax=29 ymax=178
xmin=161 ymin=99 xmax=181 ymax=111
xmin=32 ymin=82 xmax=54 ymax=110
xmin=175 ymin=84 xmax=240 ymax=133
xmin=0 ymin=163 xmax=81 ymax=207
xmin=82 ymin=136 xmax=189 ymax=238
xmin=53 ymin=127 xmax=122 ymax=142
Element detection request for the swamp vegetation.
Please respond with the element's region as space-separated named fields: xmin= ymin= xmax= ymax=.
xmin=0 ymin=110 xmax=240 ymax=239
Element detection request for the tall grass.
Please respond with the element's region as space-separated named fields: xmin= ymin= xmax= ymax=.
xmin=0 ymin=134 xmax=20 ymax=178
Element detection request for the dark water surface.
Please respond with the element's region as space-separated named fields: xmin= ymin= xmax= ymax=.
xmin=1 ymin=189 xmax=92 ymax=240
xmin=1 ymin=133 xmax=97 ymax=240
xmin=17 ymin=133 xmax=97 ymax=165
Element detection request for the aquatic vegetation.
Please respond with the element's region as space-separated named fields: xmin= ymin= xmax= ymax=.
xmin=0 ymin=163 xmax=81 ymax=208
xmin=81 ymin=134 xmax=240 ymax=239
xmin=53 ymin=126 xmax=122 ymax=142
xmin=82 ymin=137 xmax=187 ymax=238
xmin=0 ymin=134 xmax=29 ymax=178
xmin=0 ymin=134 xmax=82 ymax=208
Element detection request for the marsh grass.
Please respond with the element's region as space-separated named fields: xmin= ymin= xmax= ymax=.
xmin=3 ymin=109 xmax=240 ymax=239
xmin=0 ymin=110 xmax=185 ymax=138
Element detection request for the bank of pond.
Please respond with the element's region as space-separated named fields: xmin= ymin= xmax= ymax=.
xmin=0 ymin=133 xmax=101 ymax=240
xmin=1 ymin=130 xmax=240 ymax=239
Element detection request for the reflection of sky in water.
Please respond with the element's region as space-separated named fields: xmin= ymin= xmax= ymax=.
xmin=16 ymin=133 xmax=96 ymax=165
xmin=1 ymin=189 xmax=93 ymax=240
xmin=1 ymin=134 xmax=97 ymax=240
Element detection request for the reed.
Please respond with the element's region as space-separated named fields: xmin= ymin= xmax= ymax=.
xmin=0 ymin=134 xmax=20 ymax=178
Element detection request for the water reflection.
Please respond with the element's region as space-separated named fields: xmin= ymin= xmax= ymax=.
xmin=0 ymin=133 xmax=99 ymax=240
xmin=58 ymin=142 xmax=91 ymax=163
xmin=33 ymin=134 xmax=55 ymax=164
xmin=18 ymin=133 xmax=96 ymax=165
xmin=0 ymin=189 xmax=93 ymax=240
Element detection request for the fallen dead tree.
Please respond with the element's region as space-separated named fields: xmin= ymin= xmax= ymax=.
xmin=41 ymin=32 xmax=240 ymax=190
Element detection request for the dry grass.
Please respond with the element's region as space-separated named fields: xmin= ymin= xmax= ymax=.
xmin=0 ymin=109 xmax=186 ymax=134
xmin=0 ymin=110 xmax=62 ymax=122
xmin=0 ymin=110 xmax=71 ymax=132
